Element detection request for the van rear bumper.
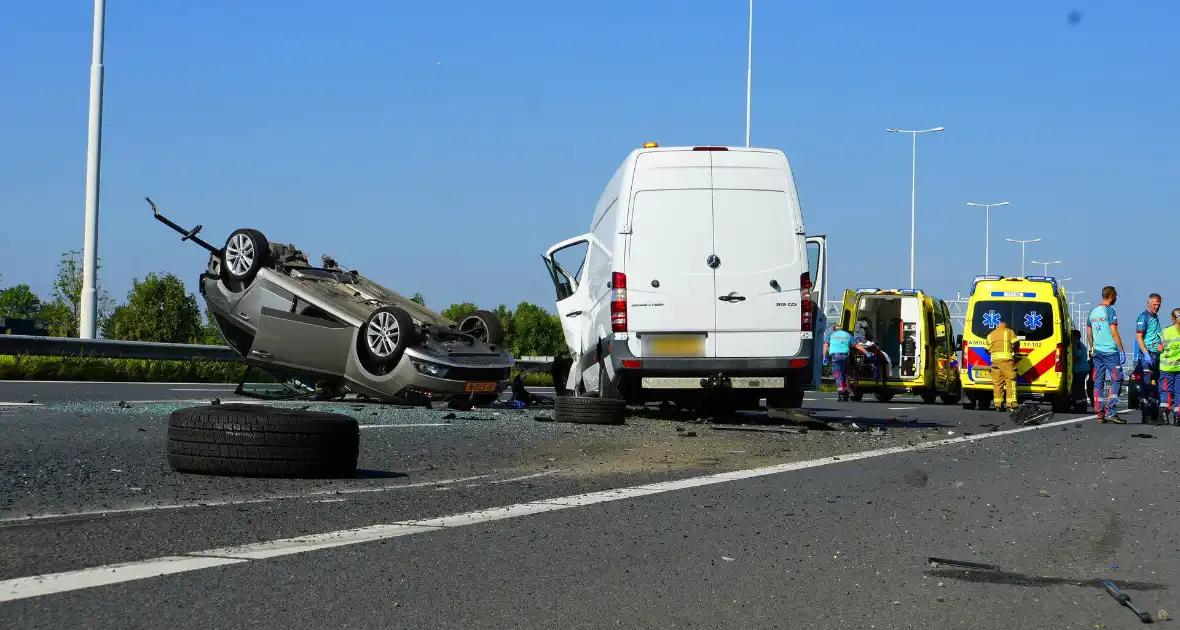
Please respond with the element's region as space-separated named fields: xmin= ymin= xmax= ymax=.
xmin=604 ymin=336 xmax=815 ymax=403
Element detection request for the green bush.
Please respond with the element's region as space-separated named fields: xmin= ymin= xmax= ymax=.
xmin=0 ymin=355 xmax=246 ymax=382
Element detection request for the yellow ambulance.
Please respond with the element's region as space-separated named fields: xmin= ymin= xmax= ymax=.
xmin=836 ymin=288 xmax=962 ymax=404
xmin=960 ymin=275 xmax=1073 ymax=411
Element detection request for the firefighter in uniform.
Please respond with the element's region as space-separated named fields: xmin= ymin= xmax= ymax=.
xmin=987 ymin=320 xmax=1019 ymax=412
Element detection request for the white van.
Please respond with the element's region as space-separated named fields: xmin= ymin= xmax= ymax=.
xmin=542 ymin=143 xmax=828 ymax=417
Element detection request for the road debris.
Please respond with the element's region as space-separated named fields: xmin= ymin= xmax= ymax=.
xmin=903 ymin=469 xmax=928 ymax=487
xmin=927 ymin=557 xmax=1001 ymax=571
xmin=1131 ymin=433 xmax=1156 ymax=439
xmin=710 ymin=425 xmax=806 ymax=435
xmin=1101 ymin=580 xmax=1153 ymax=623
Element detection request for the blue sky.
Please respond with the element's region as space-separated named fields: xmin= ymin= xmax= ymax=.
xmin=1 ymin=1 xmax=1177 ymax=328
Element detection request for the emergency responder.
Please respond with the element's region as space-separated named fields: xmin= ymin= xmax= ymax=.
xmin=1071 ymin=329 xmax=1091 ymax=412
xmin=1088 ymin=285 xmax=1127 ymax=423
xmin=986 ymin=320 xmax=1019 ymax=412
xmin=824 ymin=323 xmax=854 ymax=401
xmin=1134 ymin=293 xmax=1164 ymax=421
xmin=1159 ymin=308 xmax=1180 ymax=426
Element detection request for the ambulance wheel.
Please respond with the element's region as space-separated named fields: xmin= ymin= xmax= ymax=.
xmin=873 ymin=391 xmax=895 ymax=403
xmin=1050 ymin=394 xmax=1072 ymax=414
xmin=849 ymin=389 xmax=864 ymax=402
xmin=920 ymin=392 xmax=937 ymax=404
xmin=940 ymin=390 xmax=962 ymax=405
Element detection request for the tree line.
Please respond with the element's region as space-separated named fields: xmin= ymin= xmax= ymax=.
xmin=0 ymin=250 xmax=569 ymax=359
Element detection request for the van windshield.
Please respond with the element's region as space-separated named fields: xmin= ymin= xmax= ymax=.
xmin=970 ymin=300 xmax=1055 ymax=342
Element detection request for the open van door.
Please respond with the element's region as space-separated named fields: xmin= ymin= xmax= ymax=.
xmin=806 ymin=235 xmax=827 ymax=388
xmin=542 ymin=235 xmax=592 ymax=362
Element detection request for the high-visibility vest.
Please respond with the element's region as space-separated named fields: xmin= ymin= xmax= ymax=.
xmin=987 ymin=327 xmax=1018 ymax=361
xmin=1161 ymin=325 xmax=1180 ymax=373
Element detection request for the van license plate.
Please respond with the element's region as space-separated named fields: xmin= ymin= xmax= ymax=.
xmin=645 ymin=334 xmax=706 ymax=357
xmin=464 ymin=382 xmax=497 ymax=393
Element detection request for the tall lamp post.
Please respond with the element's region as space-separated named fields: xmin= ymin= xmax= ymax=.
xmin=1006 ymin=238 xmax=1040 ymax=277
xmin=1031 ymin=259 xmax=1062 ymax=276
xmin=79 ymin=0 xmax=107 ymax=339
xmin=966 ymin=201 xmax=1009 ymax=274
xmin=886 ymin=126 xmax=945 ymax=288
xmin=745 ymin=0 xmax=753 ymax=147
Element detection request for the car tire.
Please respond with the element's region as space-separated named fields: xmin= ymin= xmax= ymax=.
xmin=458 ymin=309 xmax=505 ymax=348
xmin=553 ymin=395 xmax=625 ymax=425
xmin=358 ymin=306 xmax=419 ymax=374
xmin=166 ymin=403 xmax=359 ymax=478
xmin=220 ymin=228 xmax=270 ymax=287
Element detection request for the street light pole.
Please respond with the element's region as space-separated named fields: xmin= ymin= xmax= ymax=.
xmin=745 ymin=0 xmax=753 ymax=148
xmin=967 ymin=201 xmax=1009 ymax=274
xmin=1031 ymin=259 xmax=1063 ymax=276
xmin=79 ymin=0 xmax=107 ymax=339
xmin=1006 ymin=238 xmax=1040 ymax=277
xmin=887 ymin=126 xmax=945 ymax=288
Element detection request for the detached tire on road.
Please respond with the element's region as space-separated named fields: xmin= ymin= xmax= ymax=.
xmin=553 ymin=395 xmax=626 ymax=425
xmin=167 ymin=404 xmax=359 ymax=478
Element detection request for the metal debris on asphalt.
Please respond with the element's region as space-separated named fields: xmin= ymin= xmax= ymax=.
xmin=927 ymin=557 xmax=1001 ymax=571
xmin=1101 ymin=580 xmax=1153 ymax=623
xmin=1131 ymin=433 xmax=1156 ymax=439
xmin=710 ymin=425 xmax=806 ymax=435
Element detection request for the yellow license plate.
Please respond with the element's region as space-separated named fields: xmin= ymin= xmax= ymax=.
xmin=645 ymin=334 xmax=706 ymax=358
xmin=464 ymin=382 xmax=497 ymax=393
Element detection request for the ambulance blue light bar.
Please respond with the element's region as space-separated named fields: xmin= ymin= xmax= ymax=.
xmin=1025 ymin=276 xmax=1059 ymax=292
xmin=856 ymin=287 xmax=880 ymax=293
xmin=899 ymin=288 xmax=921 ymax=294
xmin=970 ymin=275 xmax=1004 ymax=294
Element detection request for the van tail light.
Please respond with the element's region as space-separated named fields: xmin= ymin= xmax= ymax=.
xmin=1055 ymin=343 xmax=1064 ymax=372
xmin=800 ymin=272 xmax=813 ymax=332
xmin=610 ymin=272 xmax=628 ymax=333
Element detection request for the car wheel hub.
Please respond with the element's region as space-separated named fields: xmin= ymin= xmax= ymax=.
xmin=226 ymin=233 xmax=255 ymax=276
xmin=367 ymin=312 xmax=401 ymax=357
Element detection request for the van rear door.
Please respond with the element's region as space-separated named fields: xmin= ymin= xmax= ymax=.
xmin=624 ymin=152 xmax=717 ymax=359
xmin=710 ymin=150 xmax=807 ymax=358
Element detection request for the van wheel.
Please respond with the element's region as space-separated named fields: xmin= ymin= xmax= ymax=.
xmin=873 ymin=391 xmax=895 ymax=403
xmin=554 ymin=395 xmax=625 ymax=425
xmin=1050 ymin=394 xmax=1073 ymax=414
xmin=849 ymin=389 xmax=864 ymax=402
xmin=598 ymin=361 xmax=620 ymax=399
xmin=940 ymin=390 xmax=962 ymax=405
xmin=920 ymin=392 xmax=938 ymax=404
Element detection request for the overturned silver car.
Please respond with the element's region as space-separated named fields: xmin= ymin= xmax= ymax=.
xmin=149 ymin=198 xmax=514 ymax=406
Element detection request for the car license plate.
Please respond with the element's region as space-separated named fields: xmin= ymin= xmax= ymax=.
xmin=464 ymin=382 xmax=497 ymax=393
xmin=644 ymin=334 xmax=706 ymax=358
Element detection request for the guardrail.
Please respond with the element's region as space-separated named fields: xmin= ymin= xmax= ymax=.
xmin=0 ymin=334 xmax=556 ymax=367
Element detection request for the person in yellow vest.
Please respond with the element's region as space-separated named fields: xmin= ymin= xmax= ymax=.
xmin=1159 ymin=308 xmax=1180 ymax=426
xmin=987 ymin=320 xmax=1020 ymax=412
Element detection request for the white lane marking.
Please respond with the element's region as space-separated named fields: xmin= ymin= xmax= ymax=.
xmin=312 ymin=498 xmax=347 ymax=504
xmin=489 ymin=470 xmax=562 ymax=484
xmin=0 ymin=381 xmax=244 ymax=385
xmin=0 ymin=475 xmax=491 ymax=524
xmin=358 ymin=423 xmax=451 ymax=429
xmin=0 ymin=409 xmax=1120 ymax=602
xmin=0 ymin=402 xmax=43 ymax=407
xmin=190 ymin=524 xmax=443 ymax=560
xmin=0 ymin=555 xmax=245 ymax=602
xmin=888 ymin=407 xmax=917 ymax=410
xmin=169 ymin=388 xmax=239 ymax=392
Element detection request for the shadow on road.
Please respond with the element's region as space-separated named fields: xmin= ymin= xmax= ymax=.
xmin=352 ymin=470 xmax=408 ymax=480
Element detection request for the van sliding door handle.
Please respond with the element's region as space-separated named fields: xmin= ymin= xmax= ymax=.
xmin=566 ymin=311 xmax=583 ymax=317
xmin=718 ymin=294 xmax=746 ymax=303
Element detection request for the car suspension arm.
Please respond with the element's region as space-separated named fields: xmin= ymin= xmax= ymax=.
xmin=145 ymin=196 xmax=220 ymax=254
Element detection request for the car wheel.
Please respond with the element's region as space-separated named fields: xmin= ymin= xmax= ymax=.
xmin=166 ymin=403 xmax=358 ymax=478
xmin=554 ymin=395 xmax=625 ymax=425
xmin=358 ymin=306 xmax=419 ymax=374
xmin=457 ymin=309 xmax=505 ymax=348
xmin=220 ymin=228 xmax=270 ymax=287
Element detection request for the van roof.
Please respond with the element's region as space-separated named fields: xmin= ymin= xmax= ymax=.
xmin=634 ymin=144 xmax=785 ymax=154
xmin=969 ymin=275 xmax=1061 ymax=297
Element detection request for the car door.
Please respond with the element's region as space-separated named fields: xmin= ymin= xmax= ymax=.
xmin=251 ymin=306 xmax=355 ymax=377
xmin=542 ymin=235 xmax=592 ymax=371
xmin=806 ymin=235 xmax=827 ymax=388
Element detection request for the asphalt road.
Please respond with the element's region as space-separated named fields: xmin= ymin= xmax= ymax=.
xmin=1 ymin=381 xmax=1175 ymax=629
